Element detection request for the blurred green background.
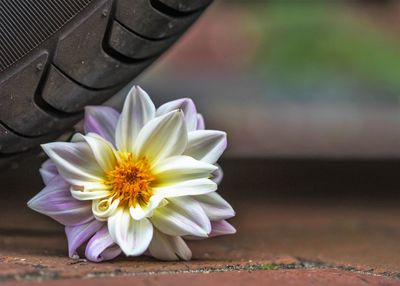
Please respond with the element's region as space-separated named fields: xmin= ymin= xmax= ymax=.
xmin=131 ymin=0 xmax=400 ymax=157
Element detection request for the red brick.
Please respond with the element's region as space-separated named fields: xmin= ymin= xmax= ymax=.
xmin=2 ymin=269 xmax=400 ymax=286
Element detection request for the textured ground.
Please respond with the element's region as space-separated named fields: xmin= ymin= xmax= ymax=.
xmin=1 ymin=157 xmax=400 ymax=285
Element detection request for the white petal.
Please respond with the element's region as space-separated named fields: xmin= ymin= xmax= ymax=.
xmin=129 ymin=195 xmax=164 ymax=220
xmin=92 ymin=197 xmax=120 ymax=221
xmin=41 ymin=140 xmax=104 ymax=187
xmin=71 ymin=185 xmax=111 ymax=201
xmin=129 ymin=205 xmax=148 ymax=221
xmin=194 ymin=192 xmax=235 ymax=220
xmin=84 ymin=106 xmax=120 ymax=145
xmin=73 ymin=133 xmax=117 ymax=172
xmin=151 ymin=197 xmax=211 ymax=237
xmin=149 ymin=229 xmax=192 ymax=261
xmin=156 ymin=98 xmax=197 ymax=132
xmin=152 ymin=155 xmax=217 ymax=185
xmin=108 ymin=208 xmax=153 ymax=256
xmin=211 ymin=164 xmax=223 ymax=185
xmin=135 ymin=111 xmax=187 ymax=165
xmin=115 ymin=86 xmax=155 ymax=152
xmin=129 ymin=195 xmax=166 ymax=220
xmin=153 ymin=178 xmax=217 ymax=198
xmin=184 ymin=130 xmax=227 ymax=164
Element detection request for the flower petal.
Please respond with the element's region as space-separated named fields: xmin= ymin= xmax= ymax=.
xmin=85 ymin=225 xmax=122 ymax=262
xmin=135 ymin=110 xmax=187 ymax=165
xmin=27 ymin=176 xmax=93 ymax=226
xmin=194 ymin=192 xmax=235 ymax=220
xmin=92 ymin=197 xmax=120 ymax=221
xmin=209 ymin=220 xmax=236 ymax=237
xmin=153 ymin=178 xmax=217 ymax=198
xmin=129 ymin=195 xmax=164 ymax=220
xmin=41 ymin=140 xmax=104 ymax=187
xmin=65 ymin=219 xmax=103 ymax=258
xmin=211 ymin=165 xmax=223 ymax=185
xmin=149 ymin=229 xmax=191 ymax=261
xmin=196 ymin=113 xmax=205 ymax=130
xmin=184 ymin=220 xmax=236 ymax=240
xmin=84 ymin=106 xmax=120 ymax=145
xmin=151 ymin=197 xmax=211 ymax=237
xmin=152 ymin=155 xmax=217 ymax=185
xmin=108 ymin=207 xmax=153 ymax=256
xmin=183 ymin=130 xmax=227 ymax=164
xmin=39 ymin=159 xmax=58 ymax=185
xmin=71 ymin=185 xmax=111 ymax=201
xmin=73 ymin=133 xmax=117 ymax=173
xmin=115 ymin=86 xmax=155 ymax=152
xmin=156 ymin=98 xmax=197 ymax=132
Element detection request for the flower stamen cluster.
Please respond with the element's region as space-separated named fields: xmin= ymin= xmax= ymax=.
xmin=105 ymin=153 xmax=154 ymax=208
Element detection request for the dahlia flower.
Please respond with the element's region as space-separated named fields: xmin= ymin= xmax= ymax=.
xmin=28 ymin=86 xmax=235 ymax=262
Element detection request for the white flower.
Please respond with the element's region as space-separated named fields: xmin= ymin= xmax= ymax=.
xmin=28 ymin=86 xmax=235 ymax=261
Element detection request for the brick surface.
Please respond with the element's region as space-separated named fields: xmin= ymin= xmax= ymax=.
xmin=2 ymin=270 xmax=400 ymax=286
xmin=1 ymin=157 xmax=400 ymax=284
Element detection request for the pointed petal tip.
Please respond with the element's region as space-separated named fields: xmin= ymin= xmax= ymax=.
xmin=215 ymin=130 xmax=227 ymax=137
xmin=127 ymin=85 xmax=147 ymax=99
xmin=209 ymin=220 xmax=236 ymax=237
xmin=169 ymin=109 xmax=184 ymax=117
xmin=221 ymin=221 xmax=237 ymax=234
xmin=135 ymin=85 xmax=145 ymax=93
xmin=26 ymin=193 xmax=45 ymax=212
xmin=40 ymin=142 xmax=51 ymax=153
xmin=26 ymin=197 xmax=35 ymax=209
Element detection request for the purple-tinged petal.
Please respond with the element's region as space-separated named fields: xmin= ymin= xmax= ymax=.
xmin=156 ymin=98 xmax=198 ymax=132
xmin=85 ymin=225 xmax=121 ymax=262
xmin=209 ymin=220 xmax=236 ymax=237
xmin=196 ymin=114 xmax=205 ymax=130
xmin=72 ymin=133 xmax=117 ymax=173
xmin=39 ymin=159 xmax=58 ymax=185
xmin=41 ymin=140 xmax=104 ymax=187
xmin=27 ymin=175 xmax=93 ymax=226
xmin=84 ymin=106 xmax=120 ymax=145
xmin=151 ymin=197 xmax=211 ymax=237
xmin=116 ymin=85 xmax=156 ymax=152
xmin=149 ymin=229 xmax=191 ymax=261
xmin=184 ymin=130 xmax=227 ymax=165
xmin=184 ymin=220 xmax=236 ymax=240
xmin=65 ymin=219 xmax=104 ymax=258
xmin=211 ymin=164 xmax=223 ymax=185
xmin=194 ymin=192 xmax=235 ymax=221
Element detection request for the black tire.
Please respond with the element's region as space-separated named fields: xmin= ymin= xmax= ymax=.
xmin=0 ymin=0 xmax=212 ymax=167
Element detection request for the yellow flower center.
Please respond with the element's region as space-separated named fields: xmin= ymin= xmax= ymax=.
xmin=105 ymin=152 xmax=154 ymax=208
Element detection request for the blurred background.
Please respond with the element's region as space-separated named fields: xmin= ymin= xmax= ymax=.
xmin=127 ymin=0 xmax=400 ymax=158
